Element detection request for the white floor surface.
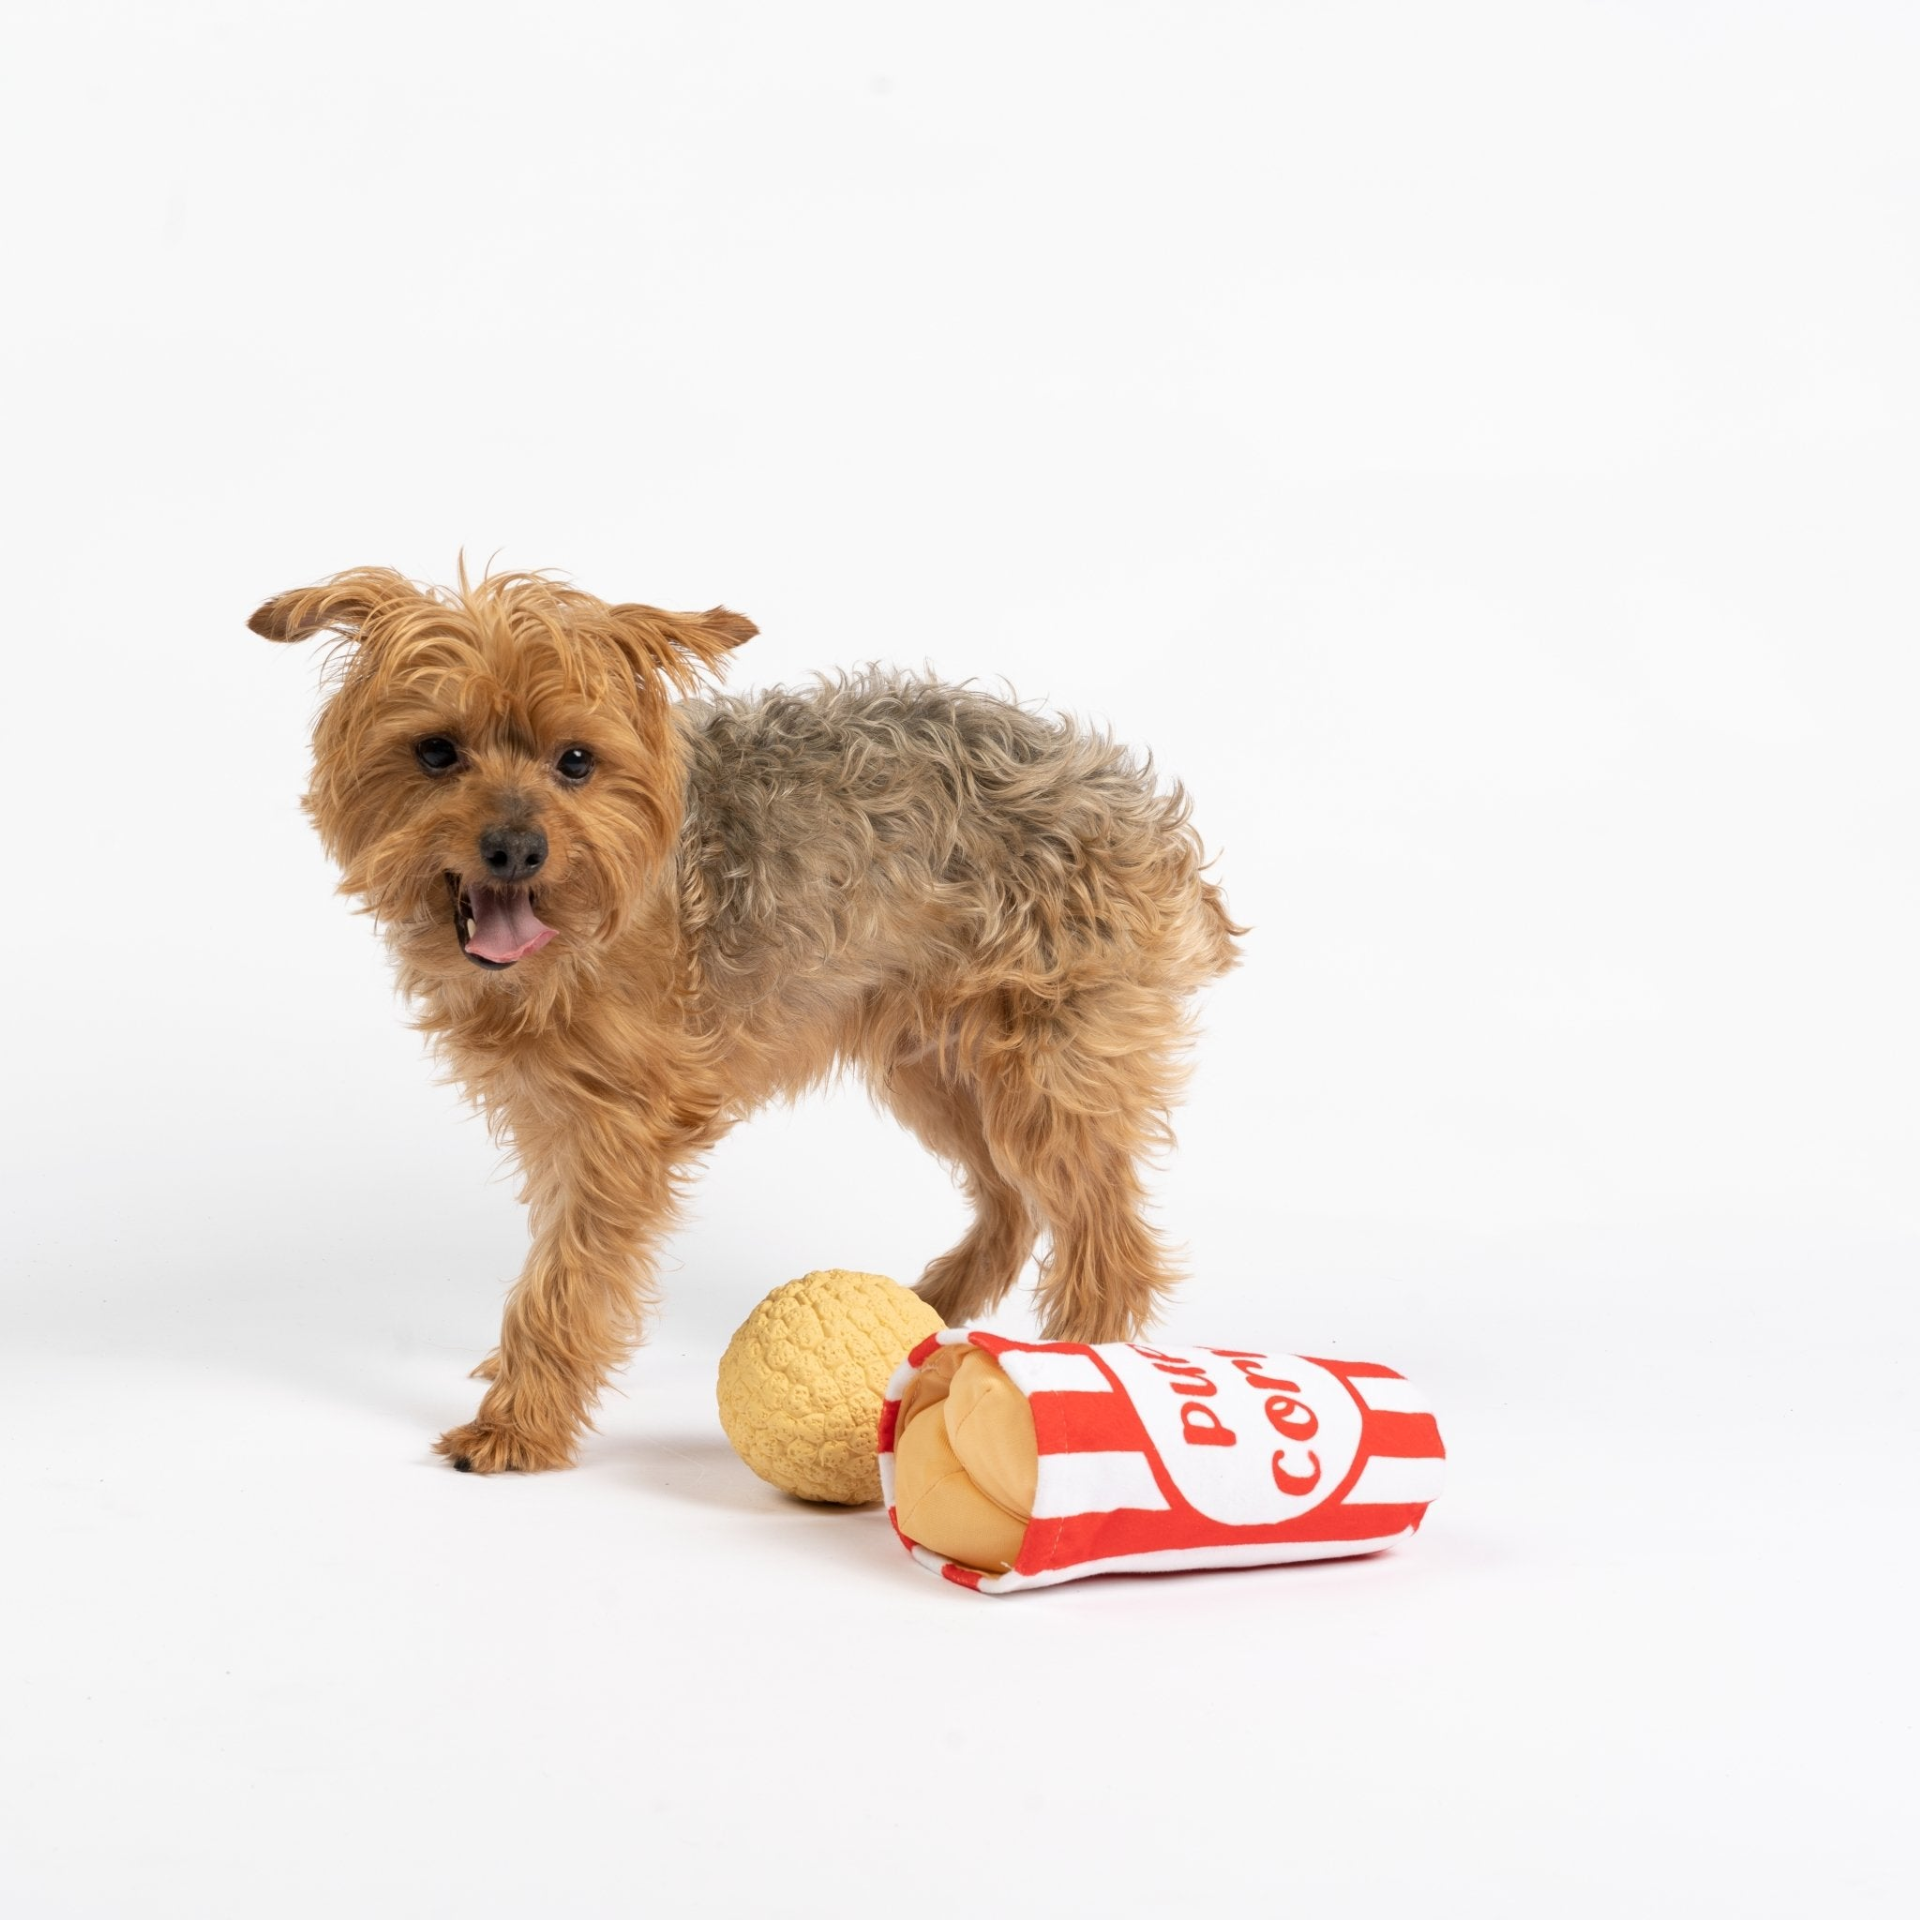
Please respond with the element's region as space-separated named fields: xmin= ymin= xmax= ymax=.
xmin=6 ymin=1102 xmax=1909 ymax=1916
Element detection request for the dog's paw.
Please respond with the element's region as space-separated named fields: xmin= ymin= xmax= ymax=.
xmin=433 ymin=1420 xmax=575 ymax=1475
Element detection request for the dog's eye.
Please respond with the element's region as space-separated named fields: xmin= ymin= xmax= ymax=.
xmin=415 ymin=735 xmax=461 ymax=774
xmin=556 ymin=746 xmax=595 ymax=783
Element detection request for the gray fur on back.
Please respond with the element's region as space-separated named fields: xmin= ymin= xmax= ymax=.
xmin=674 ymin=669 xmax=1220 ymax=1000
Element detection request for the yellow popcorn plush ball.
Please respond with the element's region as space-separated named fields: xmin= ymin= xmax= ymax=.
xmin=717 ymin=1269 xmax=945 ymax=1505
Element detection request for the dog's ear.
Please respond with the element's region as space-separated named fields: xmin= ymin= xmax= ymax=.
xmin=247 ymin=568 xmax=420 ymax=644
xmin=604 ymin=603 xmax=758 ymax=694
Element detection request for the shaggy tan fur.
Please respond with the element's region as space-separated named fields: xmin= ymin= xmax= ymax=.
xmin=253 ymin=565 xmax=1241 ymax=1473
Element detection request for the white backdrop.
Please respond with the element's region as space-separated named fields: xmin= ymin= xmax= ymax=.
xmin=3 ymin=3 xmax=1914 ymax=1915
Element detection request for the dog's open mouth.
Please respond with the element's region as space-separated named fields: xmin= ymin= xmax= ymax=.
xmin=445 ymin=873 xmax=557 ymax=969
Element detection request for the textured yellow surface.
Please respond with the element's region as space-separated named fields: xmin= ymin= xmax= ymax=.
xmin=716 ymin=1270 xmax=945 ymax=1505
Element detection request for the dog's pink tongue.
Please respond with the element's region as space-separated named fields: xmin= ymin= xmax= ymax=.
xmin=467 ymin=886 xmax=556 ymax=963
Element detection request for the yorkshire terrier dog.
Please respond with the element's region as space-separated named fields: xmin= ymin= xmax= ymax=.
xmin=253 ymin=567 xmax=1240 ymax=1473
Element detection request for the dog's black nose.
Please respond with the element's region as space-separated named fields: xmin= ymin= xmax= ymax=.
xmin=478 ymin=825 xmax=547 ymax=881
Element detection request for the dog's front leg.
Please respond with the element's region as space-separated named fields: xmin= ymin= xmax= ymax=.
xmin=433 ymin=1112 xmax=702 ymax=1474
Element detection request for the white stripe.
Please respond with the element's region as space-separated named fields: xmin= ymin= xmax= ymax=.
xmin=1344 ymin=1452 xmax=1446 ymax=1505
xmin=947 ymin=1530 xmax=1421 ymax=1594
xmin=1030 ymin=1449 xmax=1170 ymax=1517
xmin=1343 ymin=1371 xmax=1431 ymax=1415
xmin=996 ymin=1349 xmax=1115 ymax=1396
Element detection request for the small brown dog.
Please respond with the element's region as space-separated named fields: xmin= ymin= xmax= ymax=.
xmin=254 ymin=566 xmax=1239 ymax=1472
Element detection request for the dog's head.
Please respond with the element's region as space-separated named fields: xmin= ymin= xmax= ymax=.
xmin=252 ymin=566 xmax=754 ymax=978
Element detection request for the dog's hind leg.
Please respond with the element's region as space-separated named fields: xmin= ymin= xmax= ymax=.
xmin=882 ymin=1052 xmax=1037 ymax=1328
xmin=972 ymin=984 xmax=1194 ymax=1345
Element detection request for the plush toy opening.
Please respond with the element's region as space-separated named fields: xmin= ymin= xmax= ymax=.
xmin=892 ymin=1347 xmax=1040 ymax=1573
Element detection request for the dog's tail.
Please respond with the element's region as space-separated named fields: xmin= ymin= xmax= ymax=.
xmin=1196 ymin=875 xmax=1246 ymax=979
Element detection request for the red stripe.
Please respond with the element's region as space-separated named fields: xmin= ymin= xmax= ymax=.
xmin=1030 ymin=1496 xmax=1430 ymax=1571
xmin=1305 ymin=1357 xmax=1404 ymax=1381
xmin=941 ymin=1562 xmax=985 ymax=1590
xmin=876 ymin=1400 xmax=900 ymax=1453
xmin=1302 ymin=1498 xmax=1427 ymax=1539
xmin=1030 ymin=1506 xmax=1164 ymax=1566
xmin=1362 ymin=1410 xmax=1444 ymax=1459
xmin=1029 ymin=1386 xmax=1152 ymax=1457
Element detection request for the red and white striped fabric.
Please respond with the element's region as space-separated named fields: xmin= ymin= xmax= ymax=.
xmin=878 ymin=1330 xmax=1446 ymax=1594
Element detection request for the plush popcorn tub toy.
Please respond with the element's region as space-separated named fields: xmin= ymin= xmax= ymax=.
xmin=880 ymin=1330 xmax=1446 ymax=1594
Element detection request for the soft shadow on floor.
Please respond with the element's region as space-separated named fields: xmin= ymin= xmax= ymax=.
xmin=606 ymin=1428 xmax=915 ymax=1576
xmin=612 ymin=1431 xmax=882 ymax=1520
